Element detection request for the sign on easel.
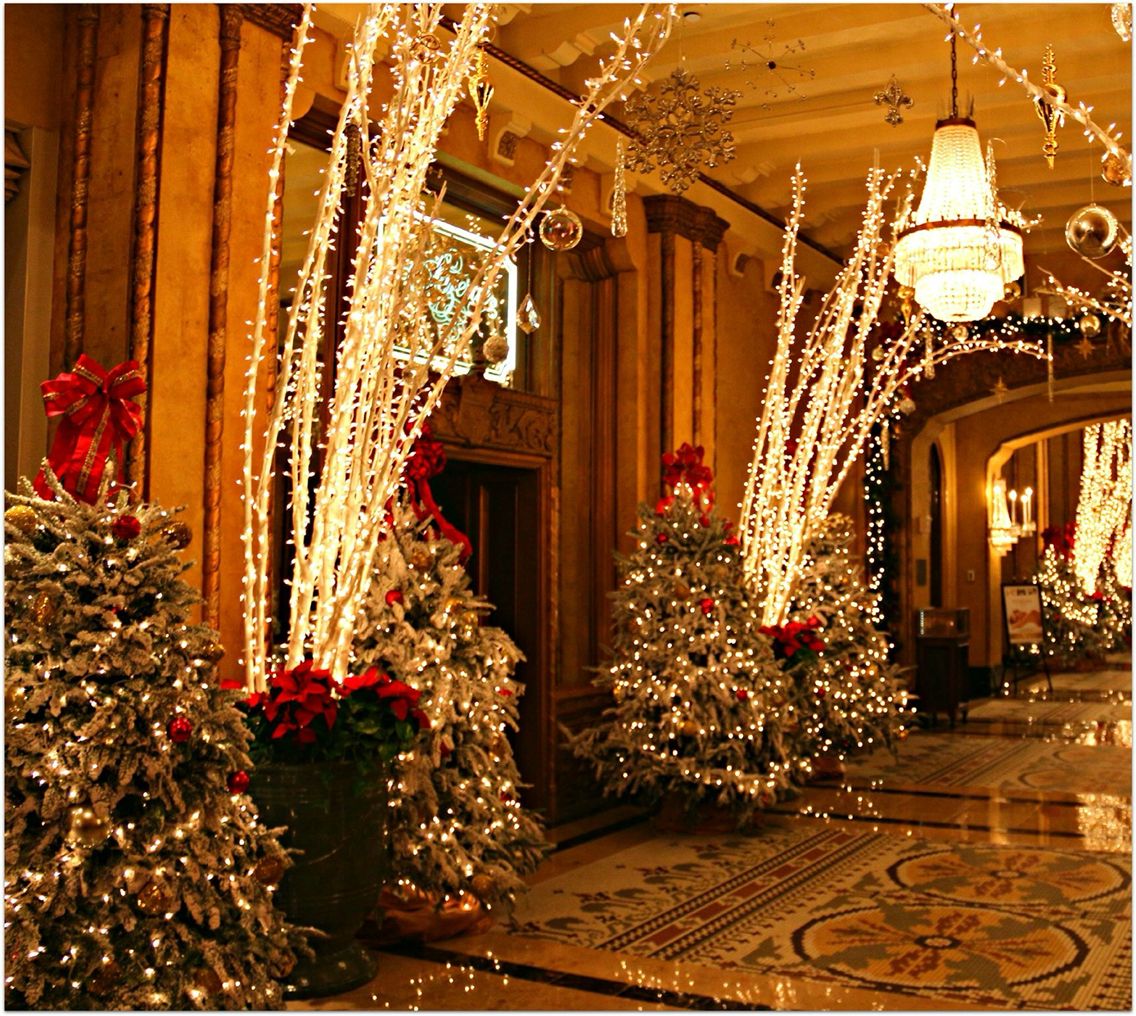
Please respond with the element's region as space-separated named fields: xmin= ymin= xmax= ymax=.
xmin=1002 ymin=582 xmax=1045 ymax=646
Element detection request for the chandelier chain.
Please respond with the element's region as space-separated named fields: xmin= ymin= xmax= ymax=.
xmin=949 ymin=24 xmax=959 ymax=117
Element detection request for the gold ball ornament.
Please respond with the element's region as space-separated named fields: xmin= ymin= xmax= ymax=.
xmin=1065 ymin=203 xmax=1119 ymax=259
xmin=4 ymin=505 xmax=38 ymax=535
xmin=31 ymin=591 xmax=58 ymax=627
xmin=88 ymin=960 xmax=122 ymax=998
xmin=443 ymin=596 xmax=464 ymax=613
xmin=160 ymin=521 xmax=193 ymax=550
xmin=136 ymin=878 xmax=175 ymax=915
xmin=1101 ymin=151 xmax=1131 ymax=187
xmin=482 ymin=333 xmax=510 ymax=364
xmin=470 ymin=873 xmax=495 ymax=898
xmin=67 ymin=806 xmax=111 ymax=848
xmin=194 ymin=967 xmax=223 ymax=997
xmin=538 ymin=206 xmax=583 ymax=252
xmin=672 ymin=581 xmax=691 ymax=599
xmin=253 ymin=855 xmax=285 ymax=887
xmin=1079 ymin=313 xmax=1101 ymax=339
xmin=5 ymin=683 xmax=28 ymax=714
xmin=680 ymin=719 xmax=699 ymax=737
xmin=409 ymin=548 xmax=433 ymax=570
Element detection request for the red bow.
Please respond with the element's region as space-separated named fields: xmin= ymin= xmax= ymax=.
xmin=662 ymin=442 xmax=714 ymax=510
xmin=34 ymin=355 xmax=146 ymax=504
xmin=404 ymin=423 xmax=472 ymax=562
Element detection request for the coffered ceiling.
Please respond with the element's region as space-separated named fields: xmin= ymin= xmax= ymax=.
xmin=493 ymin=3 xmax=1131 ymax=274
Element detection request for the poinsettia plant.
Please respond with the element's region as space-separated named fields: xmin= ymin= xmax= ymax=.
xmin=759 ymin=616 xmax=826 ymax=666
xmin=237 ymin=660 xmax=429 ymax=773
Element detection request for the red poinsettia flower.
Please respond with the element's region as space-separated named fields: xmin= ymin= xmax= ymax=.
xmin=262 ymin=660 xmax=338 ymax=744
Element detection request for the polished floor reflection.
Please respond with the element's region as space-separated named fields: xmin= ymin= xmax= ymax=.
xmin=300 ymin=656 xmax=1132 ymax=1011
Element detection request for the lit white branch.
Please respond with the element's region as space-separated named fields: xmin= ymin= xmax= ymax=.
xmin=739 ymin=167 xmax=1045 ymax=626
xmin=242 ymin=3 xmax=675 ymax=689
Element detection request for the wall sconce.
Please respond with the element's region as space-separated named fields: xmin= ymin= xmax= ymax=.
xmin=989 ymin=477 xmax=1036 ymax=554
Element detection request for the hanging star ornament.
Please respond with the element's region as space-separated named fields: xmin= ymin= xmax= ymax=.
xmin=624 ymin=66 xmax=741 ymax=194
xmin=991 ymin=376 xmax=1009 ymax=401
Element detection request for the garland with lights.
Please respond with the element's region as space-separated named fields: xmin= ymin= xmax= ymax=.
xmin=863 ymin=418 xmax=903 ymax=636
xmin=353 ymin=440 xmax=546 ymax=921
xmin=3 ymin=473 xmax=300 ymax=1010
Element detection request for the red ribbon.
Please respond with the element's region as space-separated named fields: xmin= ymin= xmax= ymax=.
xmin=661 ymin=442 xmax=715 ymax=510
xmin=405 ymin=424 xmax=473 ymax=562
xmin=34 ymin=355 xmax=146 ymax=504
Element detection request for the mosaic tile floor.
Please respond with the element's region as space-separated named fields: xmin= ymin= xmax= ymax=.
xmin=299 ymin=658 xmax=1132 ymax=1011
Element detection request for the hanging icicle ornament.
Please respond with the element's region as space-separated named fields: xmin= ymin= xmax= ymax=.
xmin=923 ymin=327 xmax=936 ymax=379
xmin=880 ymin=419 xmax=891 ymax=470
xmin=468 ymin=47 xmax=493 ymax=142
xmin=611 ymin=140 xmax=629 ymax=238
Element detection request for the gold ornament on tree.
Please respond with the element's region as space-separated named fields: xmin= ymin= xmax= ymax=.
xmin=4 ymin=504 xmax=38 ymax=535
xmin=624 ymin=66 xmax=740 ymax=194
xmin=680 ymin=718 xmax=700 ymax=737
xmin=31 ymin=591 xmax=58 ymax=627
xmin=67 ymin=805 xmax=111 ymax=848
xmin=197 ymin=641 xmax=226 ymax=664
xmin=136 ymin=877 xmax=175 ymax=916
xmin=468 ymin=47 xmax=493 ymax=142
xmin=252 ymin=855 xmax=285 ymax=887
xmin=470 ymin=873 xmax=494 ymax=898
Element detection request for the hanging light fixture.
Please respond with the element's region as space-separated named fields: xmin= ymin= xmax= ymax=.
xmin=893 ymin=16 xmax=1025 ymax=322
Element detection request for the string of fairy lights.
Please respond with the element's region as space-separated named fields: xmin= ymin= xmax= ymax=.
xmin=240 ymin=3 xmax=676 ymax=689
xmin=737 ymin=166 xmax=1045 ymax=627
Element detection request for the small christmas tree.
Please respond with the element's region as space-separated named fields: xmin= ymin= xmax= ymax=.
xmin=353 ymin=432 xmax=547 ymax=919
xmin=570 ymin=444 xmax=808 ymax=828
xmin=1035 ymin=526 xmax=1112 ymax=666
xmin=4 ymin=475 xmax=298 ymax=1010
xmin=785 ymin=515 xmax=909 ymax=762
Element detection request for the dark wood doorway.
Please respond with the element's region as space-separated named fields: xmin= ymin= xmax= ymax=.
xmin=428 ymin=458 xmax=546 ymax=811
xmin=929 ymin=443 xmax=943 ymax=608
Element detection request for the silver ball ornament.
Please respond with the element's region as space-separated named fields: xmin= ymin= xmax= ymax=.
xmin=482 ymin=334 xmax=509 ymax=364
xmin=1065 ymin=204 xmax=1119 ymax=259
xmin=538 ymin=206 xmax=583 ymax=252
xmin=1079 ymin=313 xmax=1101 ymax=339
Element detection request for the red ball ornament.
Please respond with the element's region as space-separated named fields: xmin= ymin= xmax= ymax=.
xmin=227 ymin=770 xmax=250 ymax=795
xmin=699 ymin=514 xmax=711 ymax=527
xmin=736 ymin=688 xmax=749 ymax=701
xmin=167 ymin=716 xmax=193 ymax=743
xmin=112 ymin=515 xmax=141 ymax=541
xmin=655 ymin=532 xmax=669 ymax=545
xmin=700 ymin=597 xmax=715 ymax=616
xmin=385 ymin=589 xmax=404 ymax=606
xmin=816 ymin=687 xmax=827 ymax=700
xmin=724 ymin=534 xmax=739 ymax=546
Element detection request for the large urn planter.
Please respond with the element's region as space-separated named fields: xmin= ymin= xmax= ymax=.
xmin=253 ymin=760 xmax=388 ymax=999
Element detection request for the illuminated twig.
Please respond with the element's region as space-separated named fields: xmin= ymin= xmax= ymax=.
xmin=242 ymin=4 xmax=675 ymax=689
xmin=739 ymin=167 xmax=1045 ymax=625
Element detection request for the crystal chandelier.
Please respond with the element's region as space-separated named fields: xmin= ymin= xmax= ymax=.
xmin=893 ymin=23 xmax=1024 ymax=322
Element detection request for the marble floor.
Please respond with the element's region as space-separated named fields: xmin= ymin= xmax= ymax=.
xmin=296 ymin=656 xmax=1132 ymax=1011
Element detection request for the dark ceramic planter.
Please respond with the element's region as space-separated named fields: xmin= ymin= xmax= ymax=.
xmin=253 ymin=760 xmax=388 ymax=999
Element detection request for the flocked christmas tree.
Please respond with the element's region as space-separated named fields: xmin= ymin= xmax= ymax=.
xmin=570 ymin=445 xmax=809 ymax=826
xmin=5 ymin=358 xmax=298 ymax=1011
xmin=785 ymin=514 xmax=909 ymax=761
xmin=1035 ymin=524 xmax=1122 ymax=666
xmin=353 ymin=428 xmax=547 ymax=920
